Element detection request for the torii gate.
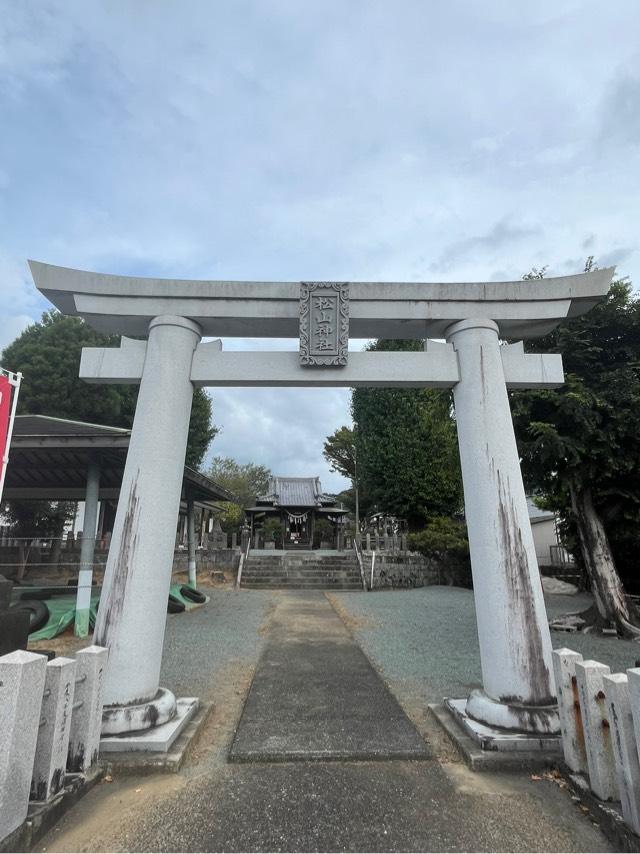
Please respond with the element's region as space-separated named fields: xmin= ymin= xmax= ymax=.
xmin=30 ymin=261 xmax=614 ymax=743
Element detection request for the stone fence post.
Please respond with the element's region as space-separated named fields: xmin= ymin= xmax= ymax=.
xmin=31 ymin=657 xmax=76 ymax=802
xmin=67 ymin=646 xmax=108 ymax=773
xmin=0 ymin=651 xmax=47 ymax=841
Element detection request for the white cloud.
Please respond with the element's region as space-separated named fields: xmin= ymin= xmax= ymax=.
xmin=0 ymin=0 xmax=639 ymax=479
xmin=0 ymin=314 xmax=34 ymax=354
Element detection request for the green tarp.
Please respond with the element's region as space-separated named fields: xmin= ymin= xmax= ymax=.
xmin=29 ymin=595 xmax=101 ymax=641
xmin=27 ymin=583 xmax=208 ymax=640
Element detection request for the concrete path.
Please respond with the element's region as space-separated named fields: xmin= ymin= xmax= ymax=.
xmin=36 ymin=587 xmax=615 ymax=853
xmin=230 ymin=593 xmax=429 ymax=761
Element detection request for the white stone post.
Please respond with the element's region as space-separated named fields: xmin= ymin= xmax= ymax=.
xmin=31 ymin=656 xmax=76 ymax=801
xmin=626 ymin=667 xmax=640 ymax=744
xmin=67 ymin=645 xmax=108 ymax=772
xmin=446 ymin=319 xmax=557 ymax=733
xmin=0 ymin=650 xmax=47 ymax=842
xmin=187 ymin=497 xmax=197 ymax=588
xmin=552 ymin=648 xmax=587 ymax=773
xmin=575 ymin=660 xmax=617 ymax=801
xmin=602 ymin=672 xmax=640 ymax=833
xmin=93 ymin=315 xmax=201 ymax=730
xmin=75 ymin=456 xmax=100 ymax=637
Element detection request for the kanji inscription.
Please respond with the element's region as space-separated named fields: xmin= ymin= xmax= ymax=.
xmin=299 ymin=282 xmax=349 ymax=366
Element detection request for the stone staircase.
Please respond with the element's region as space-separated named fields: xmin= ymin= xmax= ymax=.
xmin=241 ymin=551 xmax=363 ymax=590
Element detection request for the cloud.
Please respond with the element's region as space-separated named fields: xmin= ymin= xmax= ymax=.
xmin=205 ymin=386 xmax=352 ymax=495
xmin=599 ymin=71 xmax=640 ymax=150
xmin=430 ymin=218 xmax=542 ymax=275
xmin=0 ymin=0 xmax=639 ymax=487
xmin=0 ymin=251 xmax=46 ymax=354
xmin=0 ymin=314 xmax=35 ymax=354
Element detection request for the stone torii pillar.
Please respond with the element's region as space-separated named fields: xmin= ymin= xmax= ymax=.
xmin=447 ymin=319 xmax=556 ymax=732
xmin=94 ymin=315 xmax=201 ymax=732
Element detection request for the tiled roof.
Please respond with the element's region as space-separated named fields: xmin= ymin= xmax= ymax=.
xmin=259 ymin=476 xmax=334 ymax=508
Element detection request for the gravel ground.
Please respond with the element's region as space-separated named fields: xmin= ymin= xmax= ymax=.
xmin=38 ymin=584 xmax=616 ymax=853
xmin=330 ymin=586 xmax=640 ymax=707
xmin=159 ymin=586 xmax=277 ymax=702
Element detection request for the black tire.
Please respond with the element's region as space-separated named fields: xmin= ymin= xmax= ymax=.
xmin=167 ymin=594 xmax=185 ymax=614
xmin=10 ymin=599 xmax=50 ymax=633
xmin=179 ymin=585 xmax=206 ymax=604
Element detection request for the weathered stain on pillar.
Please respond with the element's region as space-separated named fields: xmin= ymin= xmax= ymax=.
xmin=495 ymin=467 xmax=555 ymax=707
xmin=93 ymin=474 xmax=141 ymax=647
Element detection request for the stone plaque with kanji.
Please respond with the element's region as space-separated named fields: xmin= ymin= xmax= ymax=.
xmin=299 ymin=282 xmax=349 ymax=366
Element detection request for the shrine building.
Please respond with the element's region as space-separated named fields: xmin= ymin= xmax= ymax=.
xmin=245 ymin=476 xmax=348 ymax=549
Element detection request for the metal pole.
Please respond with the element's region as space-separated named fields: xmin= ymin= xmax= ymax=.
xmin=75 ymin=456 xmax=100 ymax=637
xmin=354 ymin=447 xmax=360 ymax=545
xmin=187 ymin=497 xmax=197 ymax=587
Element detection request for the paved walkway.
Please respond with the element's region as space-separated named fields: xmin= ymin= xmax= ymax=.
xmin=230 ymin=593 xmax=429 ymax=761
xmin=37 ymin=587 xmax=614 ymax=853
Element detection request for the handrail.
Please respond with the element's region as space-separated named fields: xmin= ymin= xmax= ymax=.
xmin=353 ymin=538 xmax=368 ymax=592
xmin=235 ymin=536 xmax=251 ymax=590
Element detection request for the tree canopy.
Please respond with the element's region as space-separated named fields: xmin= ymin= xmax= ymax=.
xmin=206 ymin=456 xmax=271 ymax=509
xmin=323 ymin=425 xmax=356 ymax=482
xmin=511 ymin=264 xmax=640 ymax=632
xmin=350 ymin=339 xmax=463 ymax=530
xmin=1 ymin=310 xmax=217 ymax=469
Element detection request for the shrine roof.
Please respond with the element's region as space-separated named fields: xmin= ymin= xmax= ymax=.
xmin=256 ymin=476 xmax=336 ymax=508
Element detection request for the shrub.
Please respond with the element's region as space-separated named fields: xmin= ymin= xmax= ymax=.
xmin=262 ymin=518 xmax=283 ymax=544
xmin=408 ymin=516 xmax=469 ymax=559
xmin=313 ymin=519 xmax=334 ymax=547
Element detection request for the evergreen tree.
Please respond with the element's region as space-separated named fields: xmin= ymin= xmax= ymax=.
xmin=351 ymin=339 xmax=463 ymax=530
xmin=511 ymin=263 xmax=640 ymax=635
xmin=1 ymin=310 xmax=217 ymax=469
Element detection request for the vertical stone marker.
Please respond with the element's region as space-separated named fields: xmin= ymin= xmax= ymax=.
xmin=67 ymin=646 xmax=108 ymax=773
xmin=575 ymin=660 xmax=617 ymax=800
xmin=0 ymin=650 xmax=47 ymax=841
xmin=602 ymin=672 xmax=640 ymax=834
xmin=31 ymin=656 xmax=76 ymax=802
xmin=552 ymin=648 xmax=587 ymax=773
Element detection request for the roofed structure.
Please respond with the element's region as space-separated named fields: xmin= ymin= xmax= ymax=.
xmin=246 ymin=475 xmax=347 ymax=549
xmin=258 ymin=476 xmax=335 ymax=508
xmin=5 ymin=415 xmax=233 ymax=505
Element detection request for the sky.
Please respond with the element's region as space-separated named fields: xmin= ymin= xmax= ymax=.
xmin=1 ymin=0 xmax=639 ymax=493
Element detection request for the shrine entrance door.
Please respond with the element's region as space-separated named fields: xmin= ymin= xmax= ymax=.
xmin=284 ymin=510 xmax=312 ymax=549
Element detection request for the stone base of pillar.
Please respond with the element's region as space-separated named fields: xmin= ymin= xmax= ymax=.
xmin=100 ymin=697 xmax=200 ymax=756
xmin=465 ymin=689 xmax=560 ymax=735
xmin=444 ymin=698 xmax=561 ymax=754
xmin=101 ymin=687 xmax=177 ymax=736
xmin=429 ymin=700 xmax=563 ymax=772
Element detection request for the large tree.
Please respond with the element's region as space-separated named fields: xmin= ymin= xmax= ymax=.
xmin=1 ymin=310 xmax=217 ymax=468
xmin=510 ymin=263 xmax=640 ymax=635
xmin=323 ymin=425 xmax=364 ymax=535
xmin=351 ymin=339 xmax=463 ymax=530
xmin=206 ymin=457 xmax=271 ymax=509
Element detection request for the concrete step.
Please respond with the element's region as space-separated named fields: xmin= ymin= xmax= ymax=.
xmin=242 ymin=576 xmax=361 ymax=582
xmin=245 ymin=567 xmax=359 ymax=575
xmin=241 ymin=582 xmax=362 ymax=590
xmin=249 ymin=555 xmax=356 ymax=564
xmin=243 ymin=548 xmax=362 ymax=591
